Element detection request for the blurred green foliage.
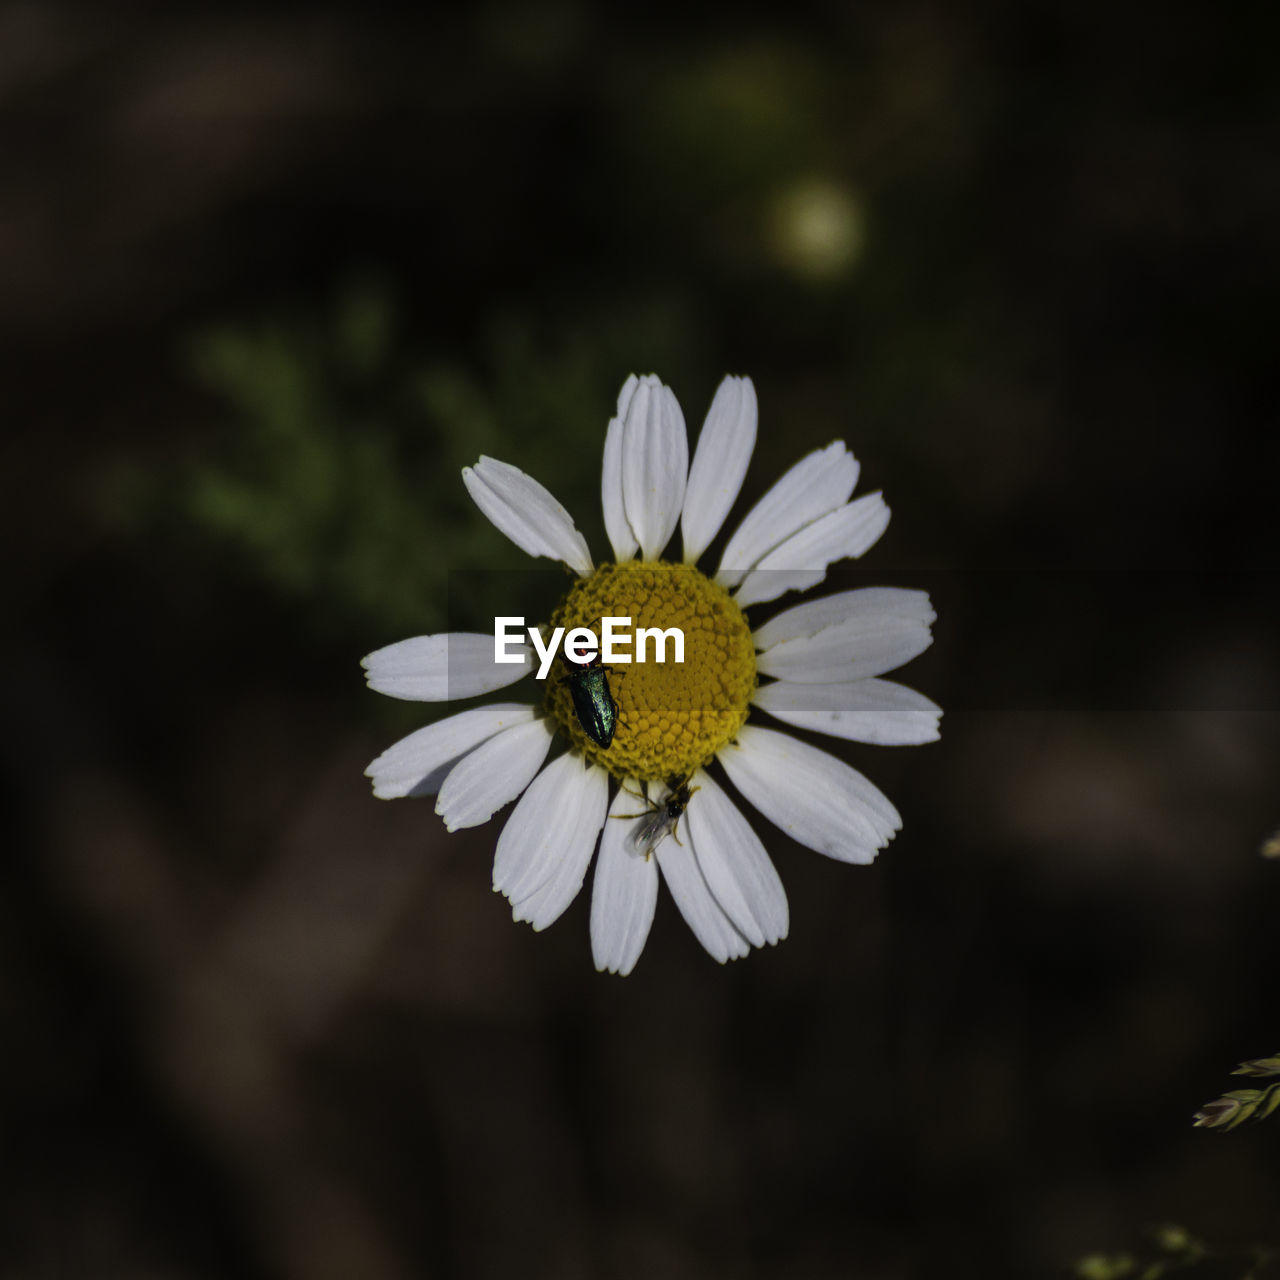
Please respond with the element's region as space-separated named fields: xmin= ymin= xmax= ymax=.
xmin=122 ymin=280 xmax=714 ymax=646
xmin=177 ymin=281 xmax=457 ymax=642
xmin=1076 ymin=1224 xmax=1275 ymax=1279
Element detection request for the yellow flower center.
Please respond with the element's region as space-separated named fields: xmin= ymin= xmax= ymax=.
xmin=544 ymin=561 xmax=756 ymax=781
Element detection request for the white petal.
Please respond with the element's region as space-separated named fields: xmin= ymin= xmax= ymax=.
xmin=755 ymin=595 xmax=933 ymax=684
xmin=753 ymin=678 xmax=942 ymax=745
xmin=590 ymin=781 xmax=660 ymax=975
xmin=365 ymin=703 xmax=537 ymax=800
xmin=434 ymin=717 xmax=556 ymax=831
xmin=620 ymin=375 xmax=688 ymax=560
xmin=716 ymin=442 xmax=859 ymax=588
xmin=733 ymin=493 xmax=891 ymax=608
xmin=362 ymin=633 xmax=532 ymax=702
xmin=717 ymin=725 xmax=900 ymax=862
xmin=681 ymin=376 xmax=757 ymax=565
xmin=492 ymin=754 xmax=609 ymax=929
xmin=655 ymin=833 xmax=751 ymax=964
xmin=492 ymin=753 xmax=594 ymax=901
xmin=752 ymin=587 xmax=934 ymax=651
xmin=510 ymin=778 xmax=610 ymax=932
xmin=601 ymin=410 xmax=639 ymax=562
xmin=616 ymin=373 xmax=640 ymax=418
xmin=462 ymin=456 xmax=593 ymax=575
xmin=683 ymin=771 xmax=788 ymax=948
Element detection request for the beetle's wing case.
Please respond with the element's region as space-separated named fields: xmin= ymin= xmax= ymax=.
xmin=565 ymin=661 xmax=617 ymax=748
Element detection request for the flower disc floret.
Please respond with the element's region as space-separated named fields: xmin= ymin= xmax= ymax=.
xmin=545 ymin=561 xmax=756 ymax=780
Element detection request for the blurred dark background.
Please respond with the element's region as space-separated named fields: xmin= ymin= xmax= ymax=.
xmin=3 ymin=2 xmax=1279 ymax=1277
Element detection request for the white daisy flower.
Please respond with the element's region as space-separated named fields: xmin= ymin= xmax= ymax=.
xmin=363 ymin=373 xmax=939 ymax=975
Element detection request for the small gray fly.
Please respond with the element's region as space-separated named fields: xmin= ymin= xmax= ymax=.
xmin=614 ymin=777 xmax=699 ymax=860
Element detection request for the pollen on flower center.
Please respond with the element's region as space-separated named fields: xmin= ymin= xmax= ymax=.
xmin=545 ymin=561 xmax=756 ymax=781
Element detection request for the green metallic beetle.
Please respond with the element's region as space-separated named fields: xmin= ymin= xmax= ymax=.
xmin=560 ymin=649 xmax=619 ymax=749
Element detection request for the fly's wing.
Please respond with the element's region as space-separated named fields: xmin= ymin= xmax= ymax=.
xmin=627 ymin=806 xmax=673 ymax=858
